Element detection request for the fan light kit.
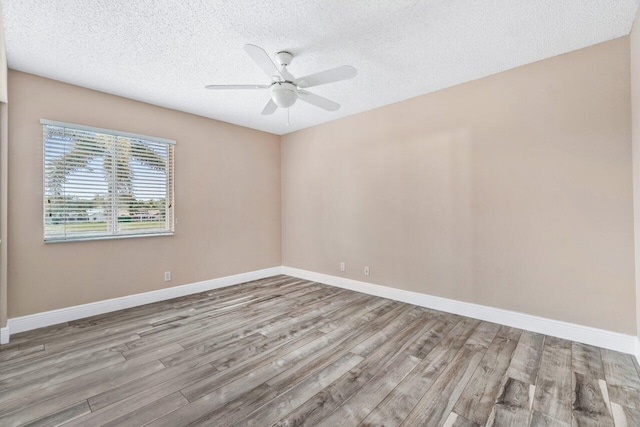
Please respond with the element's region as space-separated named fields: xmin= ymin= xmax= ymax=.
xmin=271 ymin=82 xmax=297 ymax=108
xmin=205 ymin=44 xmax=357 ymax=121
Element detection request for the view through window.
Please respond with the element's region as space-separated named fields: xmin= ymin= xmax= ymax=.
xmin=42 ymin=120 xmax=174 ymax=241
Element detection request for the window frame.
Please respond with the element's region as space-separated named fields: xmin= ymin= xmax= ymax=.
xmin=41 ymin=119 xmax=176 ymax=243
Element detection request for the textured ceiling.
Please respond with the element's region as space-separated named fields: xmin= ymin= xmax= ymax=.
xmin=3 ymin=0 xmax=639 ymax=135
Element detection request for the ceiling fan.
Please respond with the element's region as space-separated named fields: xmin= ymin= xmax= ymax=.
xmin=205 ymin=44 xmax=357 ymax=116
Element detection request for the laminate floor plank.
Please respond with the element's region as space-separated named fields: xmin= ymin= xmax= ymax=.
xmin=174 ymin=309 xmax=292 ymax=350
xmin=0 ymin=349 xmax=125 ymax=404
xmin=571 ymin=373 xmax=614 ymax=426
xmin=452 ymin=329 xmax=521 ymax=425
xmin=632 ymin=354 xmax=640 ymax=378
xmin=86 ymin=360 xmax=204 ymax=411
xmin=150 ymin=353 xmax=364 ymax=427
xmin=532 ymin=336 xmax=573 ymax=424
xmin=23 ymin=401 xmax=91 ymax=427
xmin=180 ymin=304 xmax=408 ymax=403
xmin=314 ymin=352 xmax=420 ymax=427
xmin=273 ymin=309 xmax=460 ymax=427
xmin=404 ymin=316 xmax=459 ymax=359
xmin=529 ymin=410 xmax=569 ymax=426
xmin=0 ymin=276 xmax=637 ymax=427
xmin=159 ymin=333 xmax=267 ymax=369
xmin=0 ymin=345 xmax=45 ymax=364
xmin=225 ymin=352 xmax=365 ymax=427
xmin=171 ymin=303 xmax=400 ymax=427
xmin=350 ymin=306 xmax=426 ymax=357
xmin=0 ymin=358 xmax=166 ymax=425
xmin=101 ymin=391 xmax=189 ymax=427
xmin=572 ymin=342 xmax=605 ymax=380
xmin=0 ymin=344 xmax=123 ymax=389
xmin=179 ymin=328 xmax=327 ymax=403
xmin=122 ymin=299 xmax=288 ymax=353
xmin=0 ymin=333 xmax=137 ymax=381
xmin=443 ymin=412 xmax=481 ymax=427
xmin=506 ymin=330 xmax=544 ymax=384
xmin=358 ymin=319 xmax=477 ymax=427
xmin=264 ymin=307 xmax=420 ymax=390
xmin=601 ymin=348 xmax=640 ymax=410
xmin=611 ymin=402 xmax=640 ymax=427
xmin=397 ymin=321 xmax=497 ymax=426
xmin=63 ymin=365 xmax=220 ymax=426
xmin=485 ymin=376 xmax=533 ymax=426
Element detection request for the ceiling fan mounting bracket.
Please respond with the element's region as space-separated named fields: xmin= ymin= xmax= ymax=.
xmin=275 ymin=51 xmax=293 ymax=67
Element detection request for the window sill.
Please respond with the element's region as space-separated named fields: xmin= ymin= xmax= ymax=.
xmin=44 ymin=232 xmax=174 ymax=243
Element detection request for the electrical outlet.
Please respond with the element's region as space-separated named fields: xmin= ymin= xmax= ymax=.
xmin=364 ymin=266 xmax=370 ymax=276
xmin=164 ymin=271 xmax=171 ymax=282
xmin=340 ymin=262 xmax=345 ymax=271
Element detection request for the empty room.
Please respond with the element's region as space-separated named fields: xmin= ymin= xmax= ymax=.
xmin=1 ymin=0 xmax=640 ymax=426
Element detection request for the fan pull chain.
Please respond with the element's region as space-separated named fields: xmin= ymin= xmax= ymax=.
xmin=287 ymin=108 xmax=290 ymax=127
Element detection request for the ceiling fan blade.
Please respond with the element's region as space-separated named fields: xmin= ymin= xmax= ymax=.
xmin=205 ymin=84 xmax=269 ymax=90
xmin=295 ymin=65 xmax=357 ymax=88
xmin=244 ymin=44 xmax=282 ymax=79
xmin=261 ymin=98 xmax=278 ymax=115
xmin=279 ymin=67 xmax=295 ymax=82
xmin=298 ymin=90 xmax=340 ymax=111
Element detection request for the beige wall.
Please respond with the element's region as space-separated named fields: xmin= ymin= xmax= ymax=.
xmin=282 ymin=37 xmax=636 ymax=334
xmin=631 ymin=11 xmax=640 ymax=340
xmin=8 ymin=70 xmax=281 ymax=318
xmin=6 ymin=36 xmax=637 ymax=335
xmin=0 ymin=2 xmax=7 ymax=104
xmin=0 ymin=2 xmax=7 ymax=329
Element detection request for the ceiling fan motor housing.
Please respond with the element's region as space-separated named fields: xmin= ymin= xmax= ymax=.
xmin=271 ymin=82 xmax=297 ymax=108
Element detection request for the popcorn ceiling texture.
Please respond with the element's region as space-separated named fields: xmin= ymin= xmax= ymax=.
xmin=3 ymin=0 xmax=639 ymax=135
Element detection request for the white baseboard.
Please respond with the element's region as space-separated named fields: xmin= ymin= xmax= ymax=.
xmin=3 ymin=266 xmax=281 ymax=341
xmin=0 ymin=326 xmax=8 ymax=345
xmin=3 ymin=264 xmax=639 ymax=362
xmin=282 ymin=266 xmax=639 ymax=356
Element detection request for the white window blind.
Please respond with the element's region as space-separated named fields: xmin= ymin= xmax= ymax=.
xmin=42 ymin=120 xmax=175 ymax=242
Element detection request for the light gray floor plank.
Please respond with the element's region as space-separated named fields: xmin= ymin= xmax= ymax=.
xmin=63 ymin=365 xmax=219 ymax=427
xmin=232 ymin=352 xmax=365 ymax=427
xmin=101 ymin=391 xmax=189 ymax=427
xmin=611 ymin=402 xmax=640 ymax=427
xmin=151 ymin=353 xmax=364 ymax=427
xmin=507 ymin=331 xmax=544 ymax=385
xmin=23 ymin=401 xmax=91 ymax=427
xmin=443 ymin=412 xmax=481 ymax=426
xmin=529 ymin=410 xmax=569 ymax=426
xmin=572 ymin=342 xmax=605 ymax=380
xmin=601 ymin=348 xmax=640 ymax=410
xmin=533 ymin=336 xmax=573 ymax=425
xmin=0 ymin=359 xmax=165 ymax=425
xmin=452 ymin=327 xmax=520 ymax=425
xmin=397 ymin=321 xmax=497 ymax=426
xmin=315 ymin=352 xmax=420 ymax=427
xmin=86 ymin=361 xmax=202 ymax=411
xmin=0 ymin=348 xmax=125 ymax=404
xmin=0 ymin=345 xmax=45 ymax=364
xmin=485 ymin=377 xmax=533 ymax=426
xmin=571 ymin=373 xmax=613 ymax=426
xmin=358 ymin=320 xmax=477 ymax=427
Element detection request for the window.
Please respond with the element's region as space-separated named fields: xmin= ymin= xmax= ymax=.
xmin=42 ymin=119 xmax=175 ymax=242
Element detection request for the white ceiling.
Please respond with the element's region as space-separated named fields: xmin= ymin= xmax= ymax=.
xmin=3 ymin=1 xmax=639 ymax=135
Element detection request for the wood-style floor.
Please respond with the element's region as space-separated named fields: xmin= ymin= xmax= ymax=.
xmin=0 ymin=275 xmax=639 ymax=426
